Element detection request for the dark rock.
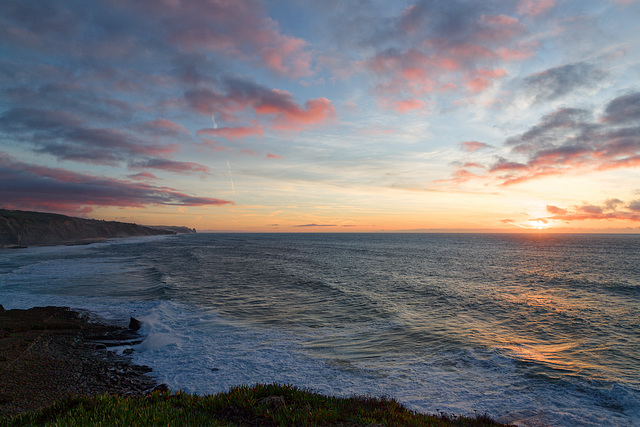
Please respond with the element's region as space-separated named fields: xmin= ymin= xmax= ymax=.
xmin=151 ymin=384 xmax=170 ymax=393
xmin=210 ymin=367 xmax=220 ymax=372
xmin=128 ymin=317 xmax=142 ymax=331
xmin=0 ymin=306 xmax=158 ymax=417
xmin=87 ymin=329 xmax=145 ymax=347
xmin=0 ymin=304 xmax=4 ymax=312
xmin=123 ymin=348 xmax=135 ymax=355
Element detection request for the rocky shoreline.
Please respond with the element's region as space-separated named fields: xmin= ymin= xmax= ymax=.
xmin=0 ymin=305 xmax=158 ymax=418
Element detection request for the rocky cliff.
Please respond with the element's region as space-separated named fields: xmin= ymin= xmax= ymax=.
xmin=0 ymin=209 xmax=180 ymax=247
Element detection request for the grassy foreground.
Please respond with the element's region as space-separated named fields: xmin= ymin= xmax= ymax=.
xmin=1 ymin=383 xmax=508 ymax=426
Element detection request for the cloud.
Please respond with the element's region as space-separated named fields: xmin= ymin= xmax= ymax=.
xmin=543 ymin=199 xmax=640 ymax=222
xmin=546 ymin=205 xmax=567 ymax=215
xmin=516 ymin=0 xmax=556 ymax=17
xmin=522 ymin=62 xmax=607 ymax=103
xmin=128 ymin=172 xmax=159 ymax=181
xmin=460 ymin=141 xmax=492 ymax=152
xmin=601 ymin=92 xmax=640 ymax=124
xmin=136 ymin=119 xmax=191 ymax=137
xmin=2 ymin=0 xmax=314 ymax=78
xmin=391 ymin=99 xmax=427 ymax=113
xmin=446 ymin=91 xmax=640 ymax=186
xmin=351 ymin=0 xmax=534 ymax=109
xmin=197 ymin=126 xmax=264 ymax=140
xmin=185 ymin=77 xmax=335 ymax=131
xmin=129 ymin=158 xmax=210 ymax=175
xmin=293 ymin=224 xmax=337 ymax=227
xmin=0 ymin=107 xmax=178 ymax=165
xmin=0 ymin=153 xmax=232 ymax=214
xmin=628 ymin=200 xmax=640 ymax=211
xmin=110 ymin=0 xmax=313 ymax=78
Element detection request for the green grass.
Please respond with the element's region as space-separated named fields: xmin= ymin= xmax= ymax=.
xmin=1 ymin=383 xmax=508 ymax=426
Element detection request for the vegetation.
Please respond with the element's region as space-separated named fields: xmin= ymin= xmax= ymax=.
xmin=1 ymin=383 xmax=508 ymax=426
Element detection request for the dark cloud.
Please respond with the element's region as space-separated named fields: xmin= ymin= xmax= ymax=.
xmin=628 ymin=200 xmax=640 ymax=212
xmin=0 ymin=153 xmax=231 ymax=214
xmin=602 ymin=92 xmax=640 ymax=124
xmin=522 ymin=62 xmax=607 ymax=103
xmin=579 ymin=205 xmax=604 ymax=215
xmin=605 ymin=198 xmax=624 ymax=210
xmin=0 ymin=108 xmax=176 ymax=165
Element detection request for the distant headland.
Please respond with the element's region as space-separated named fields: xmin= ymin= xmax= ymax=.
xmin=0 ymin=209 xmax=195 ymax=248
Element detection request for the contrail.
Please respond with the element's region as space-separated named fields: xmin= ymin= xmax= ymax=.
xmin=226 ymin=159 xmax=235 ymax=194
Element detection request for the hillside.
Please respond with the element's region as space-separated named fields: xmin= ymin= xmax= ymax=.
xmin=0 ymin=209 xmax=188 ymax=247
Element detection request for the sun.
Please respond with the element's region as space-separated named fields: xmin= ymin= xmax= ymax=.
xmin=528 ymin=218 xmax=551 ymax=230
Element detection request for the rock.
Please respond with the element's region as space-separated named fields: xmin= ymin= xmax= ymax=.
xmin=210 ymin=367 xmax=220 ymax=372
xmin=0 ymin=306 xmax=158 ymax=417
xmin=86 ymin=329 xmax=144 ymax=347
xmin=151 ymin=384 xmax=170 ymax=393
xmin=128 ymin=317 xmax=142 ymax=331
xmin=123 ymin=348 xmax=135 ymax=355
xmin=0 ymin=304 xmax=4 ymax=312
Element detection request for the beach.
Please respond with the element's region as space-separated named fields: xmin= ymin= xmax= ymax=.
xmin=0 ymin=305 xmax=156 ymax=417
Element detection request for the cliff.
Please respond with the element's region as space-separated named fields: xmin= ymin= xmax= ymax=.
xmin=0 ymin=209 xmax=180 ymax=247
xmin=148 ymin=225 xmax=196 ymax=234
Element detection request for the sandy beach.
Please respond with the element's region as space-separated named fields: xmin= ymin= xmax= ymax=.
xmin=0 ymin=305 xmax=157 ymax=418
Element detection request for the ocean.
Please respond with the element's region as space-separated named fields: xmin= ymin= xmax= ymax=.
xmin=1 ymin=233 xmax=638 ymax=426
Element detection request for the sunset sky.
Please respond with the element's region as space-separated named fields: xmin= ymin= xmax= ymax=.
xmin=2 ymin=0 xmax=640 ymax=232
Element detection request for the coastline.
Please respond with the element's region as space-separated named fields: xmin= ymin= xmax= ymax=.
xmin=0 ymin=307 xmax=511 ymax=426
xmin=0 ymin=305 xmax=157 ymax=418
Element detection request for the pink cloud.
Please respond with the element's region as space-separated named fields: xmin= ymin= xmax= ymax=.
xmin=197 ymin=126 xmax=264 ymax=140
xmin=460 ymin=141 xmax=491 ymax=152
xmin=543 ymin=199 xmax=640 ymax=222
xmin=517 ymin=0 xmax=556 ymax=17
xmin=266 ymin=153 xmax=283 ymax=159
xmin=185 ymin=80 xmax=335 ymax=132
xmin=257 ymin=96 xmax=335 ymax=131
xmin=467 ymin=68 xmax=507 ymax=92
xmin=128 ymin=172 xmax=159 ymax=181
xmin=462 ymin=162 xmax=486 ymax=169
xmin=141 ymin=119 xmax=191 ymax=136
xmin=546 ymin=205 xmax=567 ymax=215
xmin=391 ymin=99 xmax=426 ymax=113
xmin=435 ymin=167 xmax=482 ymax=185
xmin=353 ymin=0 xmax=545 ymax=111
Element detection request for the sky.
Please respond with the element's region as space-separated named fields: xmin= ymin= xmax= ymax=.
xmin=1 ymin=0 xmax=640 ymax=232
